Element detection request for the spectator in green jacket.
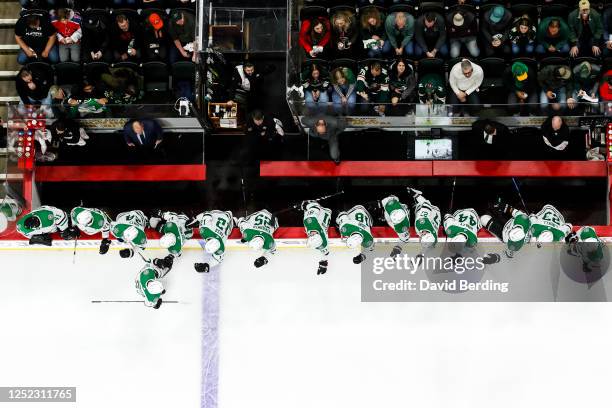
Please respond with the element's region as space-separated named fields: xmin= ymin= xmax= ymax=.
xmin=538 ymin=65 xmax=577 ymax=112
xmin=383 ymin=11 xmax=415 ymax=57
xmin=571 ymin=60 xmax=601 ymax=106
xmin=356 ymin=61 xmax=389 ymax=115
xmin=536 ymin=17 xmax=570 ymax=55
xmin=568 ymin=0 xmax=604 ymax=57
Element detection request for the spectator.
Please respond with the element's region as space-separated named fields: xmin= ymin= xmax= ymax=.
xmin=245 ymin=110 xmax=284 ymax=160
xmin=568 ymin=0 xmax=604 ymax=57
xmin=480 ymin=5 xmax=512 ymax=57
xmin=101 ymin=66 xmax=143 ymax=104
xmin=604 ymin=6 xmax=612 ymax=56
xmin=16 ymin=66 xmax=52 ymax=106
xmin=388 ymin=58 xmax=416 ymax=109
xmin=538 ymin=65 xmax=576 ymax=111
xmin=508 ymin=15 xmax=536 ymax=56
xmin=330 ymin=66 xmax=357 ymax=115
xmin=330 ymin=9 xmax=358 ymax=57
xmin=448 ymin=59 xmax=483 ymax=115
xmin=541 ymin=115 xmax=570 ymax=158
xmin=469 ymin=119 xmax=511 ymax=160
xmin=81 ymin=14 xmax=111 ymax=63
xmin=418 ymin=73 xmax=446 ymax=105
xmin=123 ymin=119 xmax=163 ymax=148
xmin=111 ymin=14 xmax=142 ymax=62
xmin=14 ymin=14 xmax=58 ymax=64
xmin=302 ymin=116 xmax=346 ymax=164
xmin=228 ymin=62 xmax=263 ymax=111
xmin=356 ymin=61 xmax=390 ymax=115
xmin=446 ymin=7 xmax=479 ymax=58
xmin=301 ymin=62 xmax=330 ymax=114
xmin=143 ymin=12 xmax=168 ymax=62
xmin=414 ymin=12 xmax=448 ymax=58
xmin=571 ymin=60 xmax=601 ymax=107
xmin=503 ymin=61 xmax=537 ymax=115
xmin=360 ymin=7 xmax=386 ymax=58
xmin=168 ymin=10 xmax=196 ymax=63
xmin=536 ymin=17 xmax=570 ymax=56
xmin=49 ymin=118 xmax=89 ymax=147
xmin=51 ymin=8 xmax=82 ymax=62
xmin=48 ymin=85 xmax=68 ymax=118
xmin=299 ymin=16 xmax=331 ymax=59
xmin=383 ymin=12 xmax=415 ymax=57
xmin=67 ymin=79 xmax=108 ymax=116
xmin=600 ymin=69 xmax=612 ymax=102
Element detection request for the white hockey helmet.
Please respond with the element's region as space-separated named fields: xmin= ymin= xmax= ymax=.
xmin=537 ymin=230 xmax=554 ymax=244
xmin=0 ymin=213 xmax=7 ymax=234
xmin=123 ymin=226 xmax=139 ymax=243
xmin=249 ymin=236 xmax=265 ymax=251
xmin=159 ymin=233 xmax=176 ymax=249
xmin=76 ymin=210 xmax=93 ymax=227
xmin=389 ymin=209 xmax=406 ymax=225
xmin=507 ymin=226 xmax=526 ymax=252
xmin=306 ymin=232 xmax=323 ymax=249
xmin=205 ymin=238 xmax=221 ymax=254
xmin=419 ymin=231 xmax=436 ymax=249
xmin=346 ymin=233 xmax=363 ymax=249
xmin=146 ymin=279 xmax=164 ymax=295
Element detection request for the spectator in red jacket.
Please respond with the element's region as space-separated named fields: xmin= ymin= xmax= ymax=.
xmin=51 ymin=8 xmax=82 ymax=62
xmin=299 ymin=16 xmax=331 ymax=58
xmin=600 ymin=69 xmax=612 ymax=102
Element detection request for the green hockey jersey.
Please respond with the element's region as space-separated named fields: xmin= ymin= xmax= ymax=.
xmin=444 ymin=208 xmax=480 ymax=247
xmin=71 ymin=207 xmax=111 ymax=238
xmin=575 ymin=226 xmax=604 ymax=263
xmin=159 ymin=212 xmax=192 ymax=256
xmin=16 ymin=206 xmax=69 ymax=238
xmin=111 ymin=210 xmax=148 ymax=248
xmin=414 ymin=198 xmax=441 ymax=244
xmin=381 ymin=195 xmax=410 ymax=243
xmin=238 ymin=209 xmax=278 ymax=251
xmin=529 ymin=204 xmax=572 ymax=242
xmin=135 ymin=264 xmax=162 ymax=307
xmin=336 ymin=205 xmax=374 ymax=250
xmin=0 ymin=198 xmax=21 ymax=221
xmin=303 ymin=202 xmax=332 ymax=253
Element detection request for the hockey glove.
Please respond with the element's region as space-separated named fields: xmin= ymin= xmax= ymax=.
xmin=99 ymin=238 xmax=111 ymax=255
xmin=119 ymin=248 xmax=134 ymax=258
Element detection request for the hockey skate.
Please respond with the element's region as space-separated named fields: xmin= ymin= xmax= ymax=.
xmin=317 ymin=260 xmax=328 ymax=275
xmin=353 ymin=254 xmax=366 ymax=264
xmin=389 ymin=245 xmax=402 ymax=258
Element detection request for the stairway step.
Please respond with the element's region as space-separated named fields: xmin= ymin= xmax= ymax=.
xmin=0 ymin=2 xmax=20 ymax=20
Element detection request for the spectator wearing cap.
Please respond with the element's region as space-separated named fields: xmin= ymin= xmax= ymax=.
xmin=299 ymin=16 xmax=331 ymax=59
xmin=81 ymin=14 xmax=111 ymax=63
xmin=446 ymin=7 xmax=479 ymax=58
xmin=480 ymin=5 xmax=512 ymax=57
xmin=508 ymin=15 xmax=536 ymax=56
xmin=51 ymin=8 xmax=82 ymax=62
xmin=168 ymin=10 xmax=195 ymax=64
xmin=540 ymin=115 xmax=571 ymax=158
xmin=503 ymin=62 xmax=537 ymax=116
xmin=143 ymin=12 xmax=168 ymax=62
xmin=448 ymin=59 xmax=483 ymax=115
xmin=418 ymin=73 xmax=446 ymax=105
xmin=538 ymin=65 xmax=576 ymax=112
xmin=536 ymin=17 xmax=570 ymax=56
xmin=14 ymin=14 xmax=59 ymax=64
xmin=413 ymin=12 xmax=448 ymax=58
xmin=568 ymin=0 xmax=604 ymax=58
xmin=383 ymin=12 xmax=415 ymax=57
xmin=571 ymin=60 xmax=601 ymax=107
xmin=111 ymin=14 xmax=142 ymax=62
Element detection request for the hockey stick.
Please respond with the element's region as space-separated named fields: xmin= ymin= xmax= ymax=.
xmin=511 ymin=177 xmax=529 ymax=213
xmin=273 ymin=190 xmax=345 ymax=216
xmin=448 ymin=177 xmax=457 ymax=213
xmin=71 ymin=200 xmax=83 ymax=264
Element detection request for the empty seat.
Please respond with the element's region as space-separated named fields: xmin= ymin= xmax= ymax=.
xmin=142 ymin=61 xmax=170 ymax=92
xmin=54 ymin=62 xmax=82 ymax=87
xmin=171 ymin=61 xmax=196 ymax=87
xmin=83 ymin=61 xmax=110 ymax=81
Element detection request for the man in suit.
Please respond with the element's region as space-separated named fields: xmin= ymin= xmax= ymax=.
xmin=468 ymin=119 xmax=511 ymax=160
xmin=123 ymin=119 xmax=163 ymax=148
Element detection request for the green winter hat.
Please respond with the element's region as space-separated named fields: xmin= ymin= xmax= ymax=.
xmin=490 ymin=6 xmax=505 ymax=23
xmin=512 ymin=62 xmax=529 ymax=81
xmin=576 ymin=61 xmax=592 ymax=79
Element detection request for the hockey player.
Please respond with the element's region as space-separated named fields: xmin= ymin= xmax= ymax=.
xmin=480 ymin=200 xmax=531 ymax=258
xmin=336 ymin=205 xmax=374 ymax=264
xmin=135 ymin=262 xmax=169 ymax=309
xmin=237 ymin=209 xmax=279 ymax=268
xmin=0 ymin=197 xmax=22 ymax=234
xmin=71 ymin=206 xmax=112 ymax=254
xmin=444 ymin=207 xmax=481 ymax=255
xmin=111 ymin=210 xmax=148 ymax=259
xmin=529 ymin=204 xmax=572 ymax=244
xmin=16 ymin=205 xmax=76 ymax=245
xmin=302 ymin=201 xmax=332 ymax=275
xmin=566 ymin=226 xmax=604 ymax=273
xmin=408 ymin=188 xmax=441 ymax=252
xmin=149 ymin=211 xmax=192 ymax=271
xmin=193 ymin=210 xmax=234 ymax=273
xmin=381 ymin=195 xmax=410 ymax=258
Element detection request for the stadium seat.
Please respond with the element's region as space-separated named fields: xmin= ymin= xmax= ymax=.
xmin=540 ymin=56 xmax=569 ymax=68
xmin=331 ymin=58 xmax=358 ymax=72
xmin=417 ymin=57 xmax=444 ymax=77
xmin=25 ymin=61 xmax=53 ymax=82
xmin=417 ymin=2 xmax=445 ymax=15
xmin=19 ymin=9 xmax=48 ymax=18
xmin=299 ymin=6 xmax=328 ymax=21
xmin=140 ymin=8 xmax=168 ymax=20
xmin=389 ymin=4 xmax=415 ymax=14
xmin=82 ymin=8 xmax=109 ymax=23
xmin=478 ymin=57 xmax=507 ymax=103
xmin=571 ymin=56 xmax=600 ymax=69
xmin=509 ymin=4 xmax=538 ymax=21
xmin=54 ymin=62 xmax=82 ymax=87
xmin=142 ymin=61 xmax=170 ymax=92
xmin=112 ymin=61 xmax=141 ymax=73
xmin=83 ymin=62 xmax=110 ymax=81
xmin=111 ymin=8 xmax=141 ymax=23
xmin=171 ymin=61 xmax=196 ymax=87
xmin=540 ymin=4 xmax=569 ymax=19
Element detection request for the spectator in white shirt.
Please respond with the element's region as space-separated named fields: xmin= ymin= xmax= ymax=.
xmin=448 ymin=59 xmax=483 ymax=115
